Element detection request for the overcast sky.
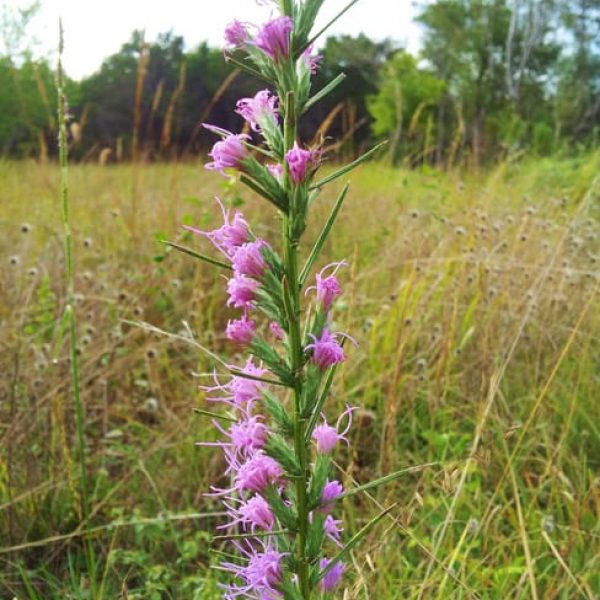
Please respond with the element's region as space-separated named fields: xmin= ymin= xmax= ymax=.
xmin=13 ymin=0 xmax=422 ymax=79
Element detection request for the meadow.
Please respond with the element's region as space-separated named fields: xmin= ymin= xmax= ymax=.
xmin=0 ymin=153 xmax=599 ymax=598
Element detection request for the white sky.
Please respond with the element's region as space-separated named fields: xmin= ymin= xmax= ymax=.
xmin=13 ymin=0 xmax=422 ymax=79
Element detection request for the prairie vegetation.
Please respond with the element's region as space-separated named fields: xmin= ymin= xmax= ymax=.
xmin=1 ymin=153 xmax=598 ymax=598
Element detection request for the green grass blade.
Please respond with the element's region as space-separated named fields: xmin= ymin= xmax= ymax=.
xmin=317 ymin=503 xmax=397 ymax=583
xmin=304 ymin=0 xmax=362 ymax=49
xmin=299 ymin=183 xmax=349 ymax=286
xmin=224 ymin=56 xmax=271 ymax=83
xmin=165 ymin=240 xmax=232 ymax=270
xmin=303 ymin=73 xmax=346 ymax=113
xmin=193 ymin=408 xmax=237 ymax=423
xmin=337 ymin=463 xmax=439 ymax=501
xmin=310 ymin=141 xmax=387 ymax=190
xmin=304 ymin=362 xmax=340 ymax=443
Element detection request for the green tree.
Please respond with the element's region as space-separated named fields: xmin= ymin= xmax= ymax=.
xmin=367 ymin=51 xmax=445 ymax=164
xmin=417 ymin=0 xmax=560 ymax=164
xmin=555 ymin=0 xmax=600 ymax=143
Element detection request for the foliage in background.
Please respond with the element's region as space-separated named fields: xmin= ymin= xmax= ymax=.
xmin=0 ymin=0 xmax=598 ymax=163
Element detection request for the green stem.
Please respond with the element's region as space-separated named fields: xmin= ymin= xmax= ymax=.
xmin=57 ymin=17 xmax=89 ymax=530
xmin=283 ymin=92 xmax=311 ymax=599
xmin=57 ymin=20 xmax=97 ymax=596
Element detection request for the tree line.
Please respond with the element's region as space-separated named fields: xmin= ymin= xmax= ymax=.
xmin=0 ymin=0 xmax=598 ymax=167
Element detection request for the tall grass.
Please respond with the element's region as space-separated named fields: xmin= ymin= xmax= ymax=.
xmin=0 ymin=153 xmax=598 ymax=598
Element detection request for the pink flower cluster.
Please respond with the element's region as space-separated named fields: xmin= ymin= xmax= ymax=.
xmin=202 ymin=358 xmax=287 ymax=596
xmin=192 ymin=7 xmax=355 ymax=597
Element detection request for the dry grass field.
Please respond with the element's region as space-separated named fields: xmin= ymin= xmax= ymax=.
xmin=0 ymin=153 xmax=599 ymax=598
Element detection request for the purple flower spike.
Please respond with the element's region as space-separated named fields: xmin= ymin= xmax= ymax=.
xmin=285 ymin=141 xmax=318 ymax=184
xmin=227 ymin=273 xmax=259 ymax=310
xmin=312 ymin=404 xmax=355 ymax=453
xmin=236 ymin=89 xmax=279 ymax=133
xmin=324 ymin=514 xmax=344 ymax=547
xmin=202 ymin=357 xmax=267 ymax=410
xmin=320 ymin=558 xmax=345 ymax=592
xmin=320 ymin=480 xmax=343 ymax=514
xmin=269 ymin=321 xmax=285 ymax=340
xmin=235 ymin=453 xmax=284 ymax=493
xmin=203 ymin=124 xmax=250 ymax=177
xmin=232 ymin=240 xmax=269 ymax=278
xmin=226 ymin=314 xmax=256 ymax=345
xmin=306 ymin=260 xmax=348 ymax=311
xmin=224 ymin=19 xmax=249 ymax=49
xmin=267 ymin=163 xmax=284 ymax=181
xmin=228 ymin=415 xmax=269 ymax=454
xmin=185 ymin=197 xmax=250 ymax=258
xmin=306 ymin=328 xmax=355 ymax=370
xmin=254 ymin=15 xmax=293 ymax=61
xmin=238 ymin=495 xmax=275 ymax=531
xmin=199 ymin=411 xmax=267 ymax=457
xmin=223 ymin=541 xmax=284 ymax=598
xmin=301 ymin=44 xmax=323 ymax=74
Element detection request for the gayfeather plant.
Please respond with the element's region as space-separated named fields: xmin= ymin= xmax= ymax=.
xmin=178 ymin=1 xmax=396 ymax=597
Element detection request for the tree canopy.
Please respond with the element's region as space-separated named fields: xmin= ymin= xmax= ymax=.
xmin=0 ymin=0 xmax=597 ymax=165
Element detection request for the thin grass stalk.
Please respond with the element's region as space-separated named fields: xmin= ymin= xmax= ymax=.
xmin=57 ymin=19 xmax=88 ymax=525
xmin=56 ymin=19 xmax=97 ymax=595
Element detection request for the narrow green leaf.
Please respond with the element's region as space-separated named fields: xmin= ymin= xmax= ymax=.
xmin=317 ymin=503 xmax=397 ymax=583
xmin=310 ymin=141 xmax=388 ymax=190
xmin=299 ymin=183 xmax=349 ymax=286
xmin=307 ymin=512 xmax=326 ymax=560
xmin=228 ymin=367 xmax=291 ymax=388
xmin=224 ymin=56 xmax=271 ymax=83
xmin=308 ymin=454 xmax=331 ymax=507
xmin=212 ymin=529 xmax=288 ymax=542
xmin=337 ymin=463 xmax=439 ymax=501
xmin=262 ymin=391 xmax=294 ymax=435
xmin=240 ymin=175 xmax=287 ymax=212
xmin=304 ymin=366 xmax=339 ymax=443
xmin=303 ymin=73 xmax=346 ymax=113
xmin=266 ymin=433 xmax=302 ymax=476
xmin=164 ymin=241 xmax=232 ymax=270
xmin=264 ymin=486 xmax=298 ymax=530
xmin=193 ymin=408 xmax=236 ymax=423
xmin=250 ymin=338 xmax=294 ymax=386
xmin=303 ymin=0 xmax=362 ymax=50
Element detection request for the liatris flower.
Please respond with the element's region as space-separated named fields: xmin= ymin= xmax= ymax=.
xmin=301 ymin=45 xmax=323 ymax=74
xmin=320 ymin=558 xmax=345 ymax=592
xmin=186 ymin=197 xmax=250 ymax=258
xmin=320 ymin=480 xmax=343 ymax=513
xmin=204 ymin=124 xmax=250 ymax=177
xmin=227 ymin=273 xmax=259 ymax=310
xmin=235 ymin=452 xmax=284 ymax=493
xmin=285 ymin=142 xmax=318 ymax=184
xmin=221 ymin=494 xmax=276 ymax=532
xmin=253 ymin=15 xmax=293 ymax=61
xmin=324 ymin=515 xmax=344 ymax=546
xmin=307 ymin=260 xmax=348 ymax=311
xmin=267 ymin=163 xmax=283 ymax=181
xmin=306 ymin=328 xmax=347 ymax=370
xmin=197 ymin=413 xmax=267 ymax=456
xmin=269 ymin=321 xmax=285 ymax=340
xmin=232 ymin=240 xmax=269 ymax=278
xmin=228 ymin=415 xmax=269 ymax=454
xmin=227 ymin=314 xmax=257 ymax=345
xmin=312 ymin=404 xmax=355 ymax=453
xmin=203 ymin=357 xmax=267 ymax=409
xmin=224 ymin=19 xmax=249 ymax=49
xmin=236 ymin=89 xmax=279 ymax=133
xmin=222 ymin=541 xmax=284 ymax=599
xmin=193 ymin=2 xmax=382 ymax=595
